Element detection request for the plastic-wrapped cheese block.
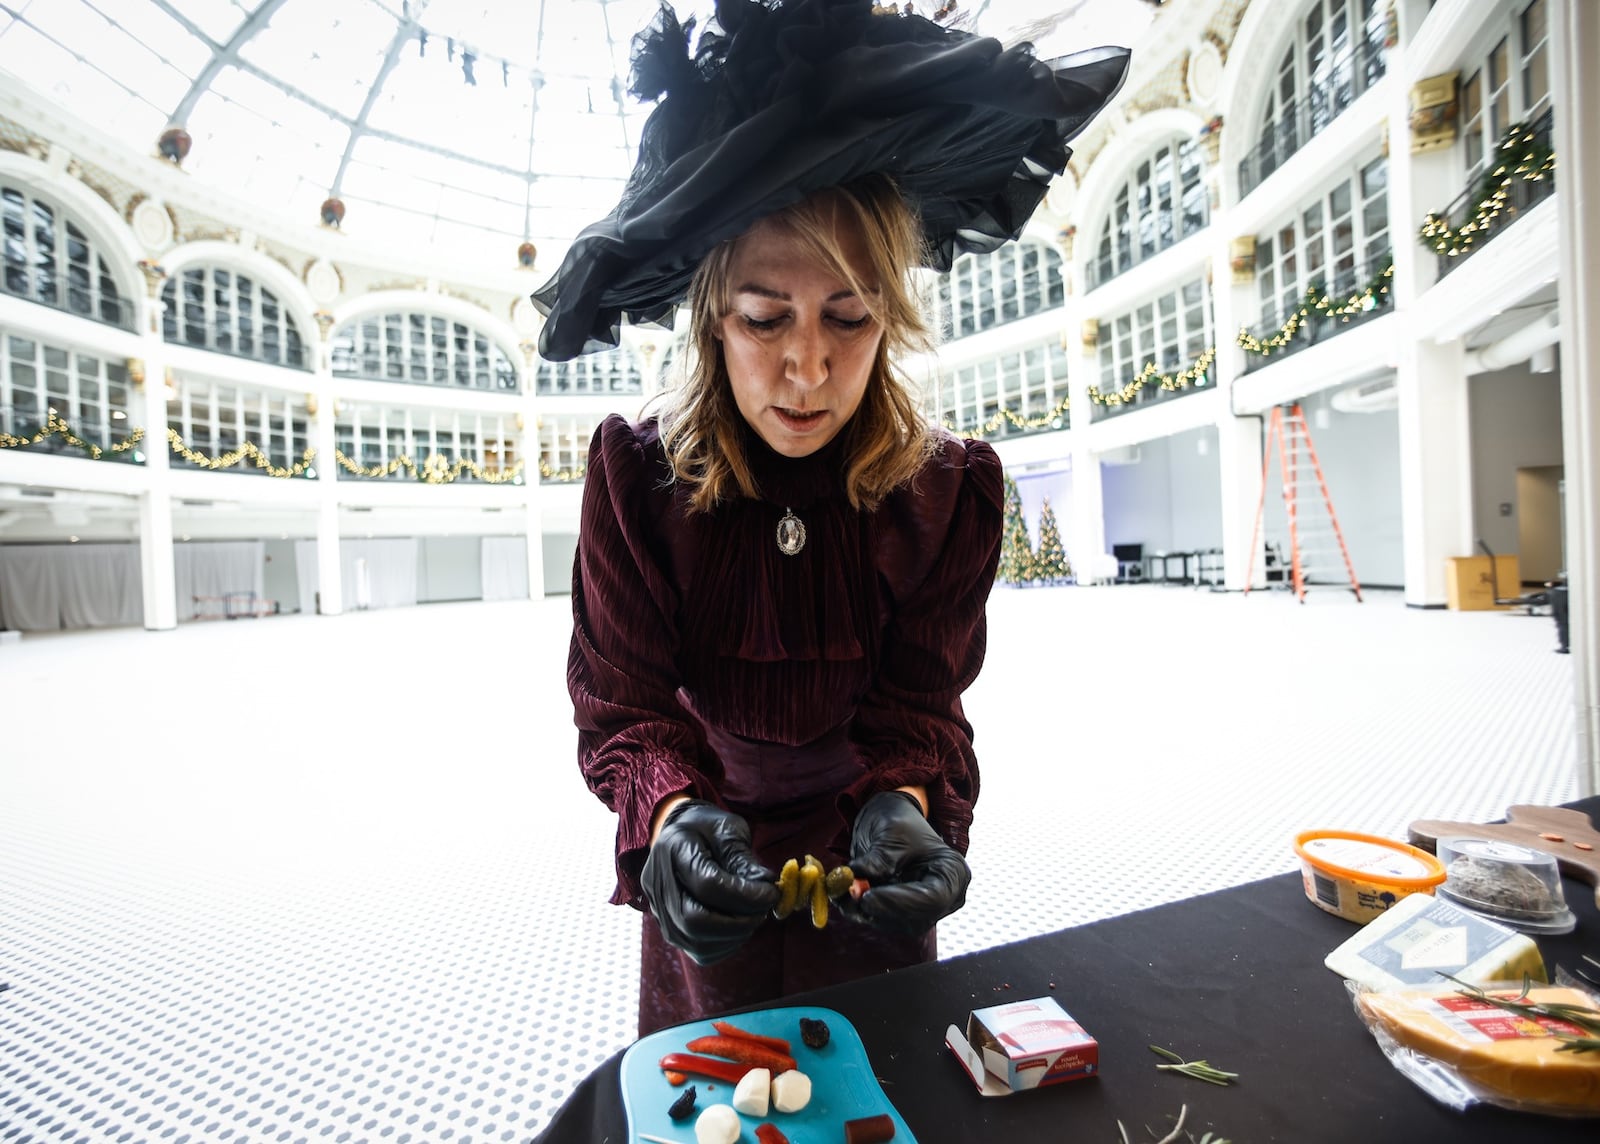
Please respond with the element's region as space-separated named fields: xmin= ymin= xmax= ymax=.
xmin=1355 ymin=986 xmax=1600 ymax=1113
xmin=1323 ymin=892 xmax=1546 ymax=990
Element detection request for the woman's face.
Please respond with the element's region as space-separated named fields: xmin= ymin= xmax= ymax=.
xmin=716 ymin=214 xmax=884 ymax=458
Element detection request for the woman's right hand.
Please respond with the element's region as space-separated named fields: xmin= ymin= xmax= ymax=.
xmin=640 ymin=800 xmax=779 ymax=965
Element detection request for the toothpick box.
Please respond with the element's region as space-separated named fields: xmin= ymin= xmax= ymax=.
xmin=944 ymin=996 xmax=1100 ymax=1096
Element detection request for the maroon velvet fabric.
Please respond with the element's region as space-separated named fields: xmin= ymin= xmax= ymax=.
xmin=568 ymin=413 xmax=1002 ymax=1033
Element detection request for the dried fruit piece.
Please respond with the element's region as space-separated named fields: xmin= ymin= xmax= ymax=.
xmin=773 ymin=858 xmax=801 ymax=919
xmin=755 ymin=1124 xmax=791 ymax=1144
xmin=798 ymin=1017 xmax=830 ymax=1050
xmin=844 ymin=1113 xmax=897 ymax=1143
xmin=668 ymin=1085 xmax=697 ymax=1120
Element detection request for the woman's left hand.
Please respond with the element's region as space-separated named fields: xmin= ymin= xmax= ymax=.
xmin=842 ymin=790 xmax=971 ymax=932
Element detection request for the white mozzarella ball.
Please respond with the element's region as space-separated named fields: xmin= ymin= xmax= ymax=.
xmin=731 ymin=1066 xmax=771 ymax=1117
xmin=771 ymin=1069 xmax=812 ymax=1114
xmin=694 ymin=1102 xmax=741 ymax=1144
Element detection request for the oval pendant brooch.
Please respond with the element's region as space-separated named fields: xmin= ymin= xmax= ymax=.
xmin=776 ymin=507 xmax=807 ymax=556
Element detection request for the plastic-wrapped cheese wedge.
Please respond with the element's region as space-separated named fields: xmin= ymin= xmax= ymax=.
xmin=1355 ymin=985 xmax=1600 ymax=1114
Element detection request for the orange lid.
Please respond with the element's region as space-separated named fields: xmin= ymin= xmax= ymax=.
xmin=1293 ymin=829 xmax=1447 ymax=889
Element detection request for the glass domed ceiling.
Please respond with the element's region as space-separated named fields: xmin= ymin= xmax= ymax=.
xmin=0 ymin=0 xmax=1155 ymax=266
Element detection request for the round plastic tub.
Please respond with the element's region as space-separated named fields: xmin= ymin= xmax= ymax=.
xmin=1293 ymin=830 xmax=1447 ymax=923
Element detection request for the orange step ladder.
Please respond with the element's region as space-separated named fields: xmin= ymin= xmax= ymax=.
xmin=1244 ymin=404 xmax=1363 ymax=603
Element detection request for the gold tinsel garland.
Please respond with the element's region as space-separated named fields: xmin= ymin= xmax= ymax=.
xmin=1088 ymin=347 xmax=1216 ymax=407
xmin=168 ymin=430 xmax=316 ymax=479
xmin=1236 ymin=262 xmax=1394 ymax=357
xmin=536 ymin=459 xmax=586 ymax=482
xmin=943 ymin=394 xmax=1071 ymax=439
xmin=1419 ymin=119 xmax=1555 ymax=257
xmin=0 ymin=410 xmax=145 ymax=458
xmin=335 ymin=449 xmax=525 ymax=485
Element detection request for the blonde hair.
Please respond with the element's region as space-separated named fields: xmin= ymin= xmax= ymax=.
xmin=657 ymin=175 xmax=936 ymax=513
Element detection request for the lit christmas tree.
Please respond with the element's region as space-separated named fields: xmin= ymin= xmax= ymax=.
xmin=997 ymin=473 xmax=1034 ymax=585
xmin=1033 ymin=496 xmax=1071 ymax=584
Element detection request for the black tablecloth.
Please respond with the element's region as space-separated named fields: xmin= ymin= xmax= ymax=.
xmin=534 ymin=797 xmax=1600 ymax=1143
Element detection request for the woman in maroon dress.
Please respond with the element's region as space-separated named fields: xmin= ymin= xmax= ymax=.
xmin=532 ymin=0 xmax=1129 ymax=1034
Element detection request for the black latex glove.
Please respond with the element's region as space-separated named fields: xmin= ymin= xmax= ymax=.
xmin=843 ymin=790 xmax=971 ymax=932
xmin=640 ymin=799 xmax=779 ymax=965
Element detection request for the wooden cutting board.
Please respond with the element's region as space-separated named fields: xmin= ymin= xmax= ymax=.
xmin=1408 ymin=805 xmax=1600 ymax=909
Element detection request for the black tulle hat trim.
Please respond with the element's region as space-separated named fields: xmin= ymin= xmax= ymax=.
xmin=531 ymin=0 xmax=1130 ymax=360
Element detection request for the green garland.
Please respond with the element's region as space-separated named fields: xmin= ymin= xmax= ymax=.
xmin=1088 ymin=347 xmax=1216 ymax=407
xmin=1236 ymin=262 xmax=1394 ymax=357
xmin=0 ymin=409 xmax=144 ymax=459
xmin=944 ymin=394 xmax=1070 ymax=439
xmin=1419 ymin=118 xmax=1555 ymax=257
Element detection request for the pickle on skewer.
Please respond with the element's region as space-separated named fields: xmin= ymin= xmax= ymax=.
xmin=773 ymin=858 xmax=801 ymax=919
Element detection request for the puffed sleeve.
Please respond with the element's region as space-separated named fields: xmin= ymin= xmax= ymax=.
xmin=839 ymin=436 xmax=1004 ymax=855
xmin=569 ymin=415 xmax=720 ymax=907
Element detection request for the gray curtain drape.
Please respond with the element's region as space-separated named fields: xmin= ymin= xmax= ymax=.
xmin=480 ymin=536 xmax=529 ymax=601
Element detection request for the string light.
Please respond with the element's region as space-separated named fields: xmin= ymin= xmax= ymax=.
xmin=0 ymin=410 xmax=144 ymax=459
xmin=335 ymin=450 xmax=525 ymax=485
xmin=1235 ymin=263 xmax=1394 ymax=357
xmin=169 ymin=430 xmax=315 ymax=478
xmin=1419 ymin=119 xmax=1555 ymax=256
xmin=943 ymin=394 xmax=1071 ymax=439
xmin=1088 ymin=347 xmax=1217 ymax=407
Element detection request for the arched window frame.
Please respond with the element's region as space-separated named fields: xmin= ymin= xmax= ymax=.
xmin=331 ymin=310 xmax=519 ymax=393
xmin=537 ymin=415 xmax=599 ymax=482
xmin=162 ymin=266 xmax=309 ymax=371
xmin=1243 ymin=0 xmax=1388 ymax=196
xmin=1 ymin=184 xmax=134 ymax=330
xmin=535 ymin=345 xmax=643 ymax=395
xmin=935 ymin=240 xmax=1064 ymax=341
xmin=1087 ymin=135 xmax=1209 ymax=290
xmin=0 ymin=331 xmax=138 ymax=460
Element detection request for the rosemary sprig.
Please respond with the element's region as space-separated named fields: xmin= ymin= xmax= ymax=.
xmin=1443 ymin=972 xmax=1600 ymax=1054
xmin=1115 ymin=1104 xmax=1233 ymax=1144
xmin=1148 ymin=1045 xmax=1240 ymax=1085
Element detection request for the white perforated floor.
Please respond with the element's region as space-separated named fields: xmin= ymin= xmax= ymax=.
xmin=0 ymin=586 xmax=1581 ymax=1142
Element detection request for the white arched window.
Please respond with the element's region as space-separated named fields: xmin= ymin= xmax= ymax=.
xmin=2 ymin=185 xmax=133 ymax=330
xmin=162 ymin=267 xmax=309 ymax=370
xmin=535 ymin=346 xmax=642 ymax=395
xmin=1096 ymin=277 xmax=1214 ymax=413
xmin=936 ymin=241 xmax=1063 ymax=340
xmin=168 ymin=377 xmax=313 ymax=477
xmin=1088 ymin=136 xmax=1208 ymax=290
xmin=1242 ymin=0 xmax=1388 ymax=197
xmin=332 ymin=311 xmax=518 ymax=392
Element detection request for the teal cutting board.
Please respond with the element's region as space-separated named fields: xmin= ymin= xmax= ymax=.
xmin=619 ymin=1005 xmax=916 ymax=1143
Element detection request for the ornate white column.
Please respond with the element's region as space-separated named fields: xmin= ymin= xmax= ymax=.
xmin=1389 ymin=28 xmax=1476 ymax=606
xmin=134 ymin=267 xmax=176 ymax=630
xmin=1211 ymin=205 xmax=1266 ymax=592
xmin=311 ymin=389 xmax=343 ymax=616
xmin=1066 ymin=314 xmax=1106 ymax=573
xmin=1553 ymin=0 xmax=1600 ymax=794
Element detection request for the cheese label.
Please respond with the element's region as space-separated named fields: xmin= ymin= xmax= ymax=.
xmin=1422 ymin=995 xmax=1586 ymax=1044
xmin=1303 ymin=836 xmax=1435 ymax=880
xmin=1357 ymin=899 xmax=1516 ymax=985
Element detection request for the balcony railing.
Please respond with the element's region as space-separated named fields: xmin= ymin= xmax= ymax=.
xmin=1 ymin=272 xmax=137 ymax=332
xmin=943 ymin=406 xmax=1071 ymax=441
xmin=1426 ymin=109 xmax=1556 ymax=281
xmin=0 ymin=403 xmax=145 ymax=463
xmin=1238 ymin=251 xmax=1394 ymax=375
xmin=1088 ymin=350 xmax=1215 ymax=423
xmin=334 ymin=450 xmax=523 ymax=485
xmin=1238 ymin=39 xmax=1388 ymax=199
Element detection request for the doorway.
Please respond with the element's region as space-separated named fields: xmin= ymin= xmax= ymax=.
xmin=1516 ymin=465 xmax=1564 ymax=583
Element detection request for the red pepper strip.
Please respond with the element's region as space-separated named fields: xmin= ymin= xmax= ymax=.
xmin=685 ymin=1035 xmax=797 ymax=1074
xmin=710 ymin=1020 xmax=793 ymax=1055
xmin=755 ymin=1124 xmax=791 ymax=1144
xmin=657 ymin=1052 xmax=756 ymax=1085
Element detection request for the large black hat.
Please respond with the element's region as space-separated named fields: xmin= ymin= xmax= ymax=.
xmin=531 ymin=0 xmax=1130 ymax=360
